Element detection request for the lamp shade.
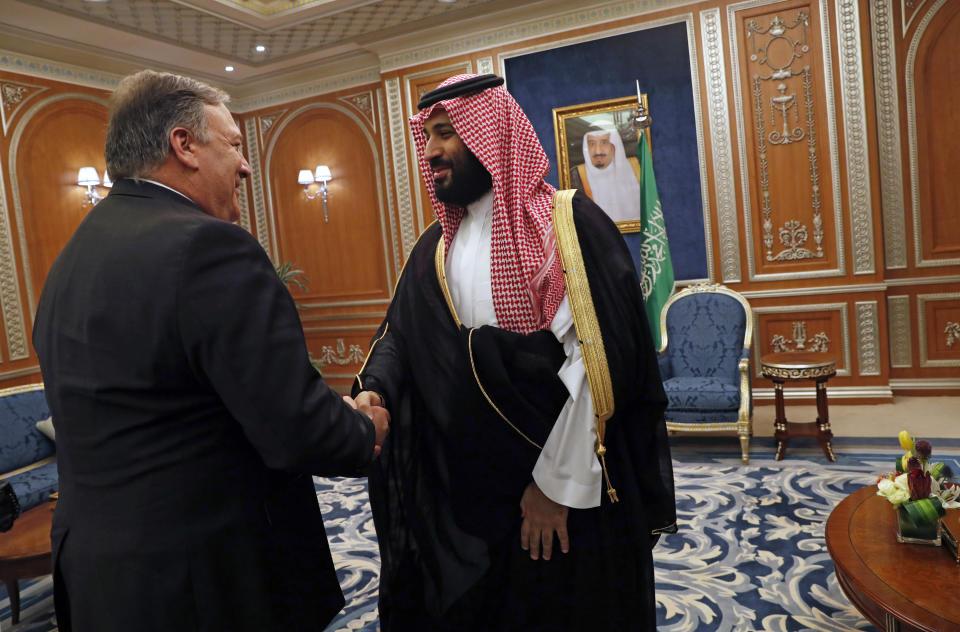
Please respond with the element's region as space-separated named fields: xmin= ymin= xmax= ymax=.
xmin=314 ymin=165 xmax=332 ymax=182
xmin=77 ymin=167 xmax=100 ymax=186
xmin=102 ymin=171 xmax=113 ymax=188
xmin=298 ymin=169 xmax=315 ymax=185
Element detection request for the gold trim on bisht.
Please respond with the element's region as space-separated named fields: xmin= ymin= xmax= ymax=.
xmin=355 ymin=322 xmax=390 ymax=391
xmin=435 ymin=237 xmax=462 ymax=328
xmin=552 ymin=189 xmax=619 ymax=503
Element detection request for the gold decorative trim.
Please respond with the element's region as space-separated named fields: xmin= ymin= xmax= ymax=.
xmin=467 ymin=328 xmax=542 ymax=451
xmin=385 ymin=77 xmax=417 ymax=259
xmin=377 ymin=88 xmax=403 ymax=280
xmin=760 ymin=363 xmax=837 ymax=380
xmin=434 ymin=237 xmax=461 ymax=328
xmin=855 ymin=301 xmax=881 ymax=376
xmin=552 ymin=190 xmax=614 ymax=422
xmin=553 ymin=189 xmax=618 ymax=502
xmin=1 ymin=455 xmax=56 ymax=481
xmin=355 ymin=322 xmax=389 ymax=389
xmin=242 ymin=118 xmax=272 ymax=257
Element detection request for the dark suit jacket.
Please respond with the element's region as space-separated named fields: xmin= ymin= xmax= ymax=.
xmin=32 ymin=179 xmax=375 ymax=632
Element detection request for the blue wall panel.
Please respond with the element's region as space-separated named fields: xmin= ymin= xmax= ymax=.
xmin=504 ymin=22 xmax=708 ymax=281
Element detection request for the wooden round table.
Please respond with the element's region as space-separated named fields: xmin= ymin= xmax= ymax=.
xmin=759 ymin=351 xmax=836 ymax=461
xmin=0 ymin=500 xmax=55 ymax=624
xmin=826 ymin=486 xmax=960 ymax=631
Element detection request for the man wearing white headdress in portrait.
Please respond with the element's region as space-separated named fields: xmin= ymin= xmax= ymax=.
xmin=569 ymin=120 xmax=643 ymax=222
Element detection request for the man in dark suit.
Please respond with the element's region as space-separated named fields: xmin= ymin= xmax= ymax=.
xmin=32 ymin=69 xmax=389 ymax=632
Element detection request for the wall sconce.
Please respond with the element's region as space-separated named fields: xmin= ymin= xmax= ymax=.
xmin=78 ymin=167 xmax=112 ymax=208
xmin=298 ymin=165 xmax=332 ymax=223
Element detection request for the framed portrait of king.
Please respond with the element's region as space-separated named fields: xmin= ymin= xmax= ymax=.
xmin=553 ymin=95 xmax=652 ymax=233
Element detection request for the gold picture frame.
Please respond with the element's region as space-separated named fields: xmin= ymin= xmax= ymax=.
xmin=553 ymin=94 xmax=651 ymax=233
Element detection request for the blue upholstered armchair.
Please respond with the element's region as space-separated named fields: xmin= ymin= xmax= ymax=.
xmin=658 ymin=283 xmax=753 ymax=464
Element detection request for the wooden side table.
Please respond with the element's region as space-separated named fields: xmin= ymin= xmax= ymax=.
xmin=0 ymin=500 xmax=55 ymax=624
xmin=759 ymin=351 xmax=837 ymax=462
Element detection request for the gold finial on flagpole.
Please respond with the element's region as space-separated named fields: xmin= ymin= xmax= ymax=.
xmin=633 ymin=80 xmax=651 ymax=131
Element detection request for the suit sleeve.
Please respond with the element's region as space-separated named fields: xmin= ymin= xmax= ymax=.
xmin=176 ymin=220 xmax=376 ymax=476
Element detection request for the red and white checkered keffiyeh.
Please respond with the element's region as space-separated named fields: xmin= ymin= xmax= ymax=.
xmin=410 ymin=74 xmax=565 ymax=335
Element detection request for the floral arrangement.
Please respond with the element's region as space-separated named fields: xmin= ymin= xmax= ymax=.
xmin=877 ymin=431 xmax=959 ymax=538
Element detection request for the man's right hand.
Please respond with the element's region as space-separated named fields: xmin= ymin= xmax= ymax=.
xmin=354 ymin=391 xmax=389 ymax=455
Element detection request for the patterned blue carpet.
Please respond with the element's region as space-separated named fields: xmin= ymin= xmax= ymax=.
xmin=4 ymin=439 xmax=958 ymax=631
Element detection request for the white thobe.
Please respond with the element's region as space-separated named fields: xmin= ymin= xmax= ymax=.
xmin=444 ymin=189 xmax=602 ymax=509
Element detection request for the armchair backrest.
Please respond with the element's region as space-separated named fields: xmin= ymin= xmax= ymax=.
xmin=659 ymin=284 xmax=752 ymax=384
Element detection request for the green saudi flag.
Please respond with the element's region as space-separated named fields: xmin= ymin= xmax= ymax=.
xmin=637 ymin=132 xmax=674 ymax=350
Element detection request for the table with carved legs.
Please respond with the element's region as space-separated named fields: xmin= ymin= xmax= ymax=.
xmin=759 ymin=351 xmax=837 ymax=462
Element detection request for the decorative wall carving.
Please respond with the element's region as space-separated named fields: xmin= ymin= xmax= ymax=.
xmin=770 ymin=321 xmax=830 ymax=352
xmin=317 ymin=338 xmax=365 ymax=367
xmin=746 ymin=12 xmax=825 ymax=264
xmin=1 ymin=81 xmax=48 ymax=135
xmin=946 ymin=321 xmax=960 ymax=347
xmin=377 ymin=88 xmax=402 ymax=280
xmin=339 ymin=91 xmax=375 ymax=130
xmin=477 ymin=56 xmax=495 ymax=75
xmin=385 ymin=77 xmax=417 ymax=259
xmin=902 ymin=0 xmax=930 ymax=36
xmin=836 ymin=0 xmax=875 ymax=275
xmin=753 ymin=303 xmax=851 ymax=377
xmin=236 ymin=170 xmax=251 ymax=233
xmin=701 ymin=8 xmax=742 ymax=283
xmin=917 ymin=292 xmax=960 ymax=367
xmin=258 ymin=110 xmax=286 ymax=144
xmin=887 ymin=295 xmax=912 ymax=368
xmin=855 ymin=301 xmax=881 ymax=375
xmin=243 ymin=118 xmax=272 ymax=258
xmin=871 ymin=0 xmax=908 ymax=270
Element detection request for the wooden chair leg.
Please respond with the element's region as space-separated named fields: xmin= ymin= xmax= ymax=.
xmin=4 ymin=578 xmax=20 ymax=624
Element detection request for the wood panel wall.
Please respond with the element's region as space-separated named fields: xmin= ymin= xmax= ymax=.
xmin=2 ymin=0 xmax=957 ymax=400
xmin=0 ymin=70 xmax=109 ymax=386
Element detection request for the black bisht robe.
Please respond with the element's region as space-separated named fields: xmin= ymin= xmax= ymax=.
xmin=354 ymin=191 xmax=676 ymax=631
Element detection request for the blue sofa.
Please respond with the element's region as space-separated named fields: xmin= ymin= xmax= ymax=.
xmin=0 ymin=383 xmax=56 ymax=512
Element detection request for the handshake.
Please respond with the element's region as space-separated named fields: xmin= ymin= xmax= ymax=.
xmin=343 ymin=391 xmax=390 ymax=456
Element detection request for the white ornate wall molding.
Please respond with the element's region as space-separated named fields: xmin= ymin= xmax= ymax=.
xmin=236 ymin=169 xmax=251 ymax=233
xmin=477 ymin=57 xmax=495 ymax=75
xmin=886 ymin=295 xmax=912 ymax=367
xmin=377 ymin=88 xmax=402 ymax=281
xmin=902 ymin=0 xmax=931 ymax=36
xmin=729 ymin=0 xmax=846 ymax=281
xmin=885 ymin=274 xmax=960 ymax=286
xmin=257 ymin=110 xmax=288 ymax=147
xmin=870 ymin=0 xmax=908 ymax=270
xmin=0 ymin=49 xmax=120 ymax=92
xmin=263 ymin=101 xmax=394 ymax=306
xmin=231 ymin=68 xmax=381 ymax=113
xmin=890 ymin=377 xmax=960 ymax=391
xmin=700 ymin=7 xmax=741 ymax=283
xmin=498 ymin=13 xmax=715 ymax=282
xmin=905 ymin=0 xmax=959 ymax=268
xmin=403 ymin=61 xmax=472 ymax=237
xmin=917 ymin=291 xmax=960 ymax=367
xmin=855 ymin=301 xmax=881 ymax=375
xmin=836 ymin=0 xmax=875 ymax=275
xmin=1 ymin=80 xmax=49 ymax=135
xmin=379 ymin=0 xmax=703 ymax=72
xmin=7 ymin=93 xmax=109 ymax=362
xmin=0 ymin=156 xmax=13 ymax=362
xmin=752 ymin=302 xmax=852 ymax=377
xmin=384 ymin=77 xmax=417 ymax=260
xmin=243 ymin=118 xmax=272 ymax=258
xmin=338 ymin=91 xmax=376 ymax=131
xmin=740 ymin=282 xmax=887 ymax=298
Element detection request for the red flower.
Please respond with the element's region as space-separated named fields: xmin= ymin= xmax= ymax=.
xmin=915 ymin=440 xmax=932 ymax=460
xmin=907 ymin=456 xmax=921 ymax=471
xmin=908 ymin=469 xmax=931 ymax=500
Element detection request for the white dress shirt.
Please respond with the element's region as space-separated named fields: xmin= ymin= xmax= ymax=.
xmin=445 ymin=189 xmax=602 ymax=508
